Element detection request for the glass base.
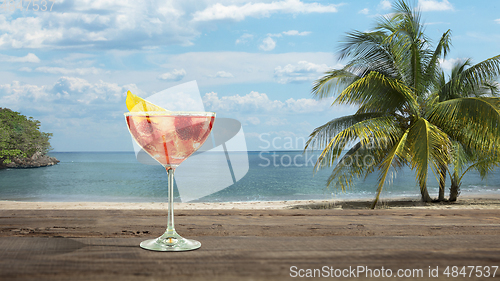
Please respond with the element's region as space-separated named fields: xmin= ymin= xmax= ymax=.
xmin=140 ymin=231 xmax=201 ymax=251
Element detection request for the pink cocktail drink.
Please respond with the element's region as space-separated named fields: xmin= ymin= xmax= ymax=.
xmin=125 ymin=110 xmax=215 ymax=251
xmin=126 ymin=113 xmax=215 ymax=167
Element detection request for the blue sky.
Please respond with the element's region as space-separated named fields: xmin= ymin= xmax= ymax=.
xmin=0 ymin=0 xmax=499 ymax=151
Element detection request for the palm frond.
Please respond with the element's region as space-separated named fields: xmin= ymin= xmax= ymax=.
xmin=451 ymin=140 xmax=500 ymax=181
xmin=450 ymin=141 xmax=469 ymax=178
xmin=305 ymin=113 xmax=385 ymax=151
xmin=406 ymin=118 xmax=451 ymax=195
xmin=479 ymin=81 xmax=500 ymax=97
xmin=428 ymin=97 xmax=500 ymax=152
xmin=326 ymin=142 xmax=379 ymax=192
xmin=340 ymin=32 xmax=402 ymax=79
xmin=338 ymin=30 xmax=389 ymax=63
xmin=462 ymin=156 xmax=500 ymax=181
xmin=326 ymin=125 xmax=407 ymax=192
xmin=336 ymin=71 xmax=420 ymax=116
xmin=371 ymin=129 xmax=410 ymax=208
xmin=311 ymin=69 xmax=359 ymax=99
xmin=307 ymin=115 xmax=400 ymax=172
xmin=460 ymin=55 xmax=500 ymax=87
xmin=423 ymin=30 xmax=452 ymax=91
xmin=387 ymin=0 xmax=428 ymax=93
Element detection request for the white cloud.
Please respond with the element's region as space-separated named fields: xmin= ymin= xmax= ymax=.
xmin=0 ymin=77 xmax=141 ymax=151
xmin=246 ymin=116 xmax=261 ymax=125
xmin=34 ymin=66 xmax=102 ymax=75
xmin=159 ymin=51 xmax=337 ymax=86
xmin=267 ymin=33 xmax=283 ymax=38
xmin=0 ymin=53 xmax=40 ymax=63
xmin=495 ymin=19 xmax=500 ymax=24
xmin=0 ymin=1 xmax=197 ymax=49
xmin=418 ymin=0 xmax=453 ymax=11
xmin=259 ymin=37 xmax=276 ymax=51
xmin=256 ymin=30 xmax=310 ymax=51
xmin=202 ymin=91 xmax=335 ymax=114
xmin=359 ymin=8 xmax=369 ymax=15
xmin=158 ymin=69 xmax=186 ymax=81
xmin=0 ymin=15 xmax=61 ymax=48
xmin=265 ymin=116 xmax=288 ymax=126
xmin=0 ymin=77 xmax=126 ymax=110
xmin=203 ymin=91 xmax=283 ymax=112
xmin=274 ymin=60 xmax=333 ymax=84
xmin=282 ymin=30 xmax=311 ymax=36
xmin=267 ymin=30 xmax=310 ymax=38
xmin=439 ymin=58 xmax=465 ymax=71
xmin=192 ymin=0 xmax=341 ymax=22
xmin=0 ymin=2 xmax=321 ymax=50
xmin=52 ymin=77 xmax=124 ymax=105
xmin=0 ymin=81 xmax=51 ymax=106
xmin=379 ymin=0 xmax=392 ymax=10
xmin=209 ymin=71 xmax=234 ymax=78
xmin=235 ymin=33 xmax=253 ymax=45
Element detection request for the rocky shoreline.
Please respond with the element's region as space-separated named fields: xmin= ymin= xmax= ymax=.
xmin=0 ymin=151 xmax=59 ymax=169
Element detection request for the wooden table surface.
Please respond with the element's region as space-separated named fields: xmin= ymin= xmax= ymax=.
xmin=1 ymin=209 xmax=499 ymax=280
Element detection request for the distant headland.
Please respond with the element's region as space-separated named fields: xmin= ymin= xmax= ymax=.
xmin=0 ymin=151 xmax=60 ymax=169
xmin=0 ymin=108 xmax=59 ymax=169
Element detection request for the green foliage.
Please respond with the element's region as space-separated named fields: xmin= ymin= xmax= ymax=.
xmin=0 ymin=108 xmax=53 ymax=164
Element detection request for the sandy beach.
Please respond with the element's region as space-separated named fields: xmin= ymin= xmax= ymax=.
xmin=1 ymin=196 xmax=500 ymax=280
xmin=2 ymin=194 xmax=500 ymax=210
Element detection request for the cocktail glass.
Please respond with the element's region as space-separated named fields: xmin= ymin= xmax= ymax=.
xmin=125 ymin=111 xmax=216 ymax=251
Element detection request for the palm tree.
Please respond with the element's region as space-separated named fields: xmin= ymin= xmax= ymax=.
xmin=305 ymin=0 xmax=500 ymax=208
xmin=447 ymin=141 xmax=499 ymax=202
xmin=433 ymin=60 xmax=500 ymax=201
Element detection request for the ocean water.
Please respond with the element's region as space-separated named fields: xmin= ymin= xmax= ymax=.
xmin=0 ymin=151 xmax=499 ymax=202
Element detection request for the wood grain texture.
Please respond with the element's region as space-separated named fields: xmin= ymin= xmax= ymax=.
xmin=1 ymin=209 xmax=499 ymax=280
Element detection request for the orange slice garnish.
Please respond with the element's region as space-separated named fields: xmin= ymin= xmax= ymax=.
xmin=126 ymin=90 xmax=168 ymax=112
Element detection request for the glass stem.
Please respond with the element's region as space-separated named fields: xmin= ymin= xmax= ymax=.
xmin=166 ymin=167 xmax=176 ymax=235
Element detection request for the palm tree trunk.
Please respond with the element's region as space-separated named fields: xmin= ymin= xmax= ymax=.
xmin=449 ymin=172 xmax=461 ymax=202
xmin=420 ymin=184 xmax=432 ymax=202
xmin=438 ymin=164 xmax=447 ymax=201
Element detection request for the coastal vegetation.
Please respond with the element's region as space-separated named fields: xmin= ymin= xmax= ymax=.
xmin=306 ymin=0 xmax=500 ymax=208
xmin=0 ymin=108 xmax=56 ymax=168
